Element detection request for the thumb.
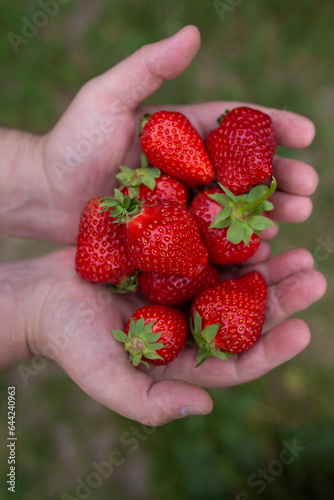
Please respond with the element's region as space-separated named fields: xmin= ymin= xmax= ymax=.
xmin=90 ymin=25 xmax=201 ymax=109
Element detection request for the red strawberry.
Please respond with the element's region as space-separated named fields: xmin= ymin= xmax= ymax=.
xmin=112 ymin=305 xmax=188 ymax=366
xmin=205 ymin=107 xmax=277 ymax=195
xmin=190 ymin=180 xmax=276 ymax=265
xmin=140 ymin=111 xmax=215 ymax=188
xmin=75 ymin=197 xmax=137 ymax=288
xmin=190 ymin=271 xmax=267 ymax=365
xmin=138 ymin=264 xmax=220 ymax=308
xmin=100 ymin=191 xmax=208 ymax=278
xmin=117 ymin=156 xmax=188 ymax=206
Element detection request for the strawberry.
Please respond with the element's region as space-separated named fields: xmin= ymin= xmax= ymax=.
xmin=205 ymin=107 xmax=277 ymax=195
xmin=190 ymin=271 xmax=267 ymax=365
xmin=140 ymin=111 xmax=215 ymax=188
xmin=100 ymin=191 xmax=208 ymax=278
xmin=75 ymin=197 xmax=137 ymax=289
xmin=190 ymin=180 xmax=276 ymax=265
xmin=112 ymin=305 xmax=188 ymax=367
xmin=138 ymin=264 xmax=220 ymax=308
xmin=117 ymin=155 xmax=188 ymax=206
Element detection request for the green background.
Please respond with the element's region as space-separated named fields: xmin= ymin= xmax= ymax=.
xmin=0 ymin=0 xmax=333 ymax=499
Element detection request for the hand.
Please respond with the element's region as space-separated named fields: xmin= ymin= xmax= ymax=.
xmin=4 ymin=246 xmax=325 ymax=426
xmin=30 ymin=25 xmax=318 ymax=244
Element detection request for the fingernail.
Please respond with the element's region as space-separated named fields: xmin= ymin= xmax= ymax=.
xmin=180 ymin=406 xmax=208 ymax=417
xmin=171 ymin=26 xmax=189 ymax=38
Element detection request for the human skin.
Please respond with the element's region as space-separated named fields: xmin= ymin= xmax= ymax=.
xmin=0 ymin=26 xmax=326 ymax=425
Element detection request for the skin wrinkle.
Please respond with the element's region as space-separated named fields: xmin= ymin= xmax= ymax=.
xmin=0 ymin=27 xmax=327 ymax=424
xmin=0 ymin=132 xmax=37 ymax=214
xmin=234 ymin=336 xmax=269 ymax=383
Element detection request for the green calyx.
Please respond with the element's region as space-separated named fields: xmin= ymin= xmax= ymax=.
xmin=108 ymin=272 xmax=139 ymax=294
xmin=217 ymin=109 xmax=231 ymax=125
xmin=116 ymin=154 xmax=161 ymax=196
xmin=112 ymin=317 xmax=165 ymax=369
xmin=99 ymin=189 xmax=143 ymax=224
xmin=208 ymin=177 xmax=277 ymax=246
xmin=139 ymin=113 xmax=152 ymax=137
xmin=191 ymin=311 xmax=235 ymax=367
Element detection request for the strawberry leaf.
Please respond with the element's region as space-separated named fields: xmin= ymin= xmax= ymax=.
xmin=209 ymin=207 xmax=233 ymax=229
xmin=139 ymin=323 xmax=155 ymax=342
xmin=142 ymin=177 xmax=157 ymax=191
xmin=208 ymin=193 xmax=231 ymax=208
xmin=112 ymin=330 xmax=128 ymax=343
xmin=242 ymin=224 xmax=253 ymax=247
xmin=211 ymin=217 xmax=232 ymax=230
xmin=195 ymin=350 xmax=211 ymax=367
xmin=261 ymin=200 xmax=274 ymax=211
xmin=218 ymin=183 xmax=239 ymax=204
xmin=193 ymin=311 xmax=202 ymax=334
xmin=201 ymin=323 xmax=219 ymax=343
xmin=131 ymin=317 xmax=145 ymax=336
xmin=122 ymin=195 xmax=131 ymax=210
xmin=99 ymin=189 xmax=143 ymax=223
xmin=210 ymin=350 xmax=230 ymax=361
xmin=149 ymin=343 xmax=165 ymax=351
xmin=147 ymin=331 xmax=163 ymax=344
xmin=227 ymin=219 xmax=244 ymax=244
xmin=248 ymin=216 xmax=274 ymax=231
xmin=246 ymin=185 xmax=269 ymax=202
xmin=132 ymin=352 xmax=143 ymax=366
xmin=143 ymin=351 xmax=164 ymax=361
xmin=139 ymin=113 xmax=151 ymax=136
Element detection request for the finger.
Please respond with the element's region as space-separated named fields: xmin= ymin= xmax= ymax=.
xmin=151 ymin=262 xmax=325 ymax=388
xmin=268 ymin=191 xmax=313 ymax=223
xmin=240 ymin=241 xmax=272 ymax=265
xmin=240 ymin=248 xmax=315 ymax=285
xmin=152 ymin=319 xmax=310 ymax=388
xmin=264 ymin=269 xmax=326 ymax=332
xmin=230 ymin=319 xmax=311 ymax=385
xmin=261 ymin=222 xmax=279 ymax=241
xmin=139 ymin=102 xmax=315 ymax=149
xmin=273 ymin=156 xmax=319 ymax=195
xmin=89 ymin=26 xmax=201 ymax=110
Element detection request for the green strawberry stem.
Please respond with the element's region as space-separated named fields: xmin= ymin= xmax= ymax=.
xmin=112 ymin=317 xmax=165 ymax=369
xmin=190 ymin=311 xmax=235 ymax=367
xmin=108 ymin=271 xmax=139 ymax=294
xmin=208 ymin=177 xmax=277 ymax=246
xmin=99 ymin=189 xmax=143 ymax=224
xmin=139 ymin=113 xmax=152 ymax=137
xmin=236 ymin=177 xmax=277 ymax=215
xmin=116 ymin=154 xmax=161 ymax=192
xmin=217 ymin=109 xmax=231 ymax=125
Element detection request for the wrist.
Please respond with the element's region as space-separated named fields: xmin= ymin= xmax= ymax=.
xmin=0 ymin=259 xmax=36 ymax=370
xmin=0 ymin=128 xmax=48 ymax=239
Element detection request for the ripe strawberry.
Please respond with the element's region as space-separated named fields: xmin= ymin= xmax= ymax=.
xmin=138 ymin=264 xmax=220 ymax=308
xmin=112 ymin=305 xmax=188 ymax=367
xmin=117 ymin=156 xmax=188 ymax=206
xmin=190 ymin=271 xmax=267 ymax=365
xmin=140 ymin=111 xmax=215 ymax=188
xmin=205 ymin=107 xmax=277 ymax=195
xmin=190 ymin=180 xmax=276 ymax=265
xmin=75 ymin=197 xmax=137 ymax=289
xmin=100 ymin=191 xmax=208 ymax=278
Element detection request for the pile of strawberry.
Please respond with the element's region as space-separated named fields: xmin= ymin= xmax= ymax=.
xmin=75 ymin=107 xmax=277 ymax=367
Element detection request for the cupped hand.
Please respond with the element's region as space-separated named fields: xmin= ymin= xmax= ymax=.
xmin=37 ymin=25 xmax=318 ymax=244
xmin=13 ymin=246 xmax=324 ymax=426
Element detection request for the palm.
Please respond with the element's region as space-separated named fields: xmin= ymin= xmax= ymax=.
xmin=39 ymin=28 xmax=317 ymax=244
xmin=27 ymin=27 xmax=324 ymax=425
xmin=34 ymin=247 xmax=324 ymax=425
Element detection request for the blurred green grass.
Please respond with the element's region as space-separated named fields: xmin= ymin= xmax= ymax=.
xmin=0 ymin=0 xmax=334 ymax=499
